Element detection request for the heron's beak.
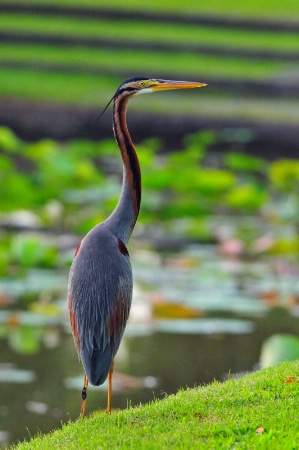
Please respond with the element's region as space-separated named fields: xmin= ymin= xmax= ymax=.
xmin=151 ymin=80 xmax=207 ymax=92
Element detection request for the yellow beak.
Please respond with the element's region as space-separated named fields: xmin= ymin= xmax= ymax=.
xmin=151 ymin=80 xmax=207 ymax=92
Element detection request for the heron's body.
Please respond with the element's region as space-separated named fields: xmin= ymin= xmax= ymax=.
xmin=68 ymin=77 xmax=206 ymax=416
xmin=68 ymin=225 xmax=132 ymax=385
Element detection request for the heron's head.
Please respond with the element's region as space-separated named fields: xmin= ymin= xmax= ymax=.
xmin=116 ymin=76 xmax=207 ymax=97
xmin=99 ymin=77 xmax=206 ymax=119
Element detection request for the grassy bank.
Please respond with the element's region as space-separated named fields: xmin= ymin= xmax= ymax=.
xmin=6 ymin=0 xmax=299 ymax=19
xmin=2 ymin=14 xmax=299 ymax=51
xmin=2 ymin=1 xmax=299 ymax=127
xmin=14 ymin=361 xmax=299 ymax=449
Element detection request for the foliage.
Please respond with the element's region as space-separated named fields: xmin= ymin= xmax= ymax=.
xmin=13 ymin=361 xmax=299 ymax=449
xmin=224 ymin=151 xmax=267 ymax=173
xmin=226 ymin=184 xmax=268 ymax=210
xmin=0 ymin=126 xmax=298 ymax=273
xmin=6 ymin=0 xmax=299 ymax=19
xmin=260 ymin=334 xmax=299 ymax=368
xmin=1 ymin=1 xmax=299 ymax=124
xmin=269 ymin=159 xmax=299 ymax=193
xmin=10 ymin=234 xmax=58 ymax=269
xmin=2 ymin=14 xmax=299 ymax=51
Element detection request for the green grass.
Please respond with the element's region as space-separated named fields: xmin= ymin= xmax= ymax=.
xmin=0 ymin=44 xmax=288 ymax=81
xmin=0 ymin=40 xmax=289 ymax=109
xmin=3 ymin=66 xmax=299 ymax=124
xmin=2 ymin=14 xmax=299 ymax=51
xmin=6 ymin=0 xmax=299 ymax=19
xmin=13 ymin=361 xmax=299 ymax=449
xmin=2 ymin=67 xmax=299 ymax=124
xmin=2 ymin=1 xmax=299 ymax=125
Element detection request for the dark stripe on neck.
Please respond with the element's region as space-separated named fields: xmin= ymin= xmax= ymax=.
xmin=117 ymin=86 xmax=138 ymax=95
xmin=113 ymin=95 xmax=141 ymax=219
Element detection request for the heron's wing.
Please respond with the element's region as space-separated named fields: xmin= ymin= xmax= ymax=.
xmin=68 ymin=228 xmax=132 ymax=385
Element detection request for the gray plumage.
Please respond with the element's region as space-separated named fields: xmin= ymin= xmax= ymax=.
xmin=68 ymin=225 xmax=132 ymax=385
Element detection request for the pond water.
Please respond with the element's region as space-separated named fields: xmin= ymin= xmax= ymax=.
xmin=0 ymin=240 xmax=299 ymax=447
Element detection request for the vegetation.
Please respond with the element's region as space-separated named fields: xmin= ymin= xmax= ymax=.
xmin=1 ymin=125 xmax=297 ymax=446
xmin=13 ymin=361 xmax=299 ymax=449
xmin=6 ymin=0 xmax=299 ymax=19
xmin=2 ymin=14 xmax=299 ymax=51
xmin=1 ymin=1 xmax=299 ymax=123
xmin=0 ymin=2 xmax=298 ymax=446
xmin=0 ymin=126 xmax=298 ymax=274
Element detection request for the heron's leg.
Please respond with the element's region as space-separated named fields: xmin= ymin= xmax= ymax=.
xmin=80 ymin=375 xmax=89 ymax=418
xmin=106 ymin=361 xmax=114 ymax=414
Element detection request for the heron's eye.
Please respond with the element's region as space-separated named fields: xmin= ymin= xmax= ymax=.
xmin=139 ymin=80 xmax=149 ymax=89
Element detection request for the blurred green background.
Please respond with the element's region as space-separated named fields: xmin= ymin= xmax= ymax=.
xmin=1 ymin=0 xmax=299 ymax=128
xmin=0 ymin=1 xmax=299 ymax=448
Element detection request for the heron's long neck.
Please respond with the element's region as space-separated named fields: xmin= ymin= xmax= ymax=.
xmin=103 ymin=95 xmax=141 ymax=244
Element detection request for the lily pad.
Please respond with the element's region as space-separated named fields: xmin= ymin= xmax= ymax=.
xmin=260 ymin=333 xmax=299 ymax=368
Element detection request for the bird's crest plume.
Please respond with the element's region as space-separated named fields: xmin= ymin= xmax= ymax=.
xmin=97 ymin=94 xmax=115 ymax=122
